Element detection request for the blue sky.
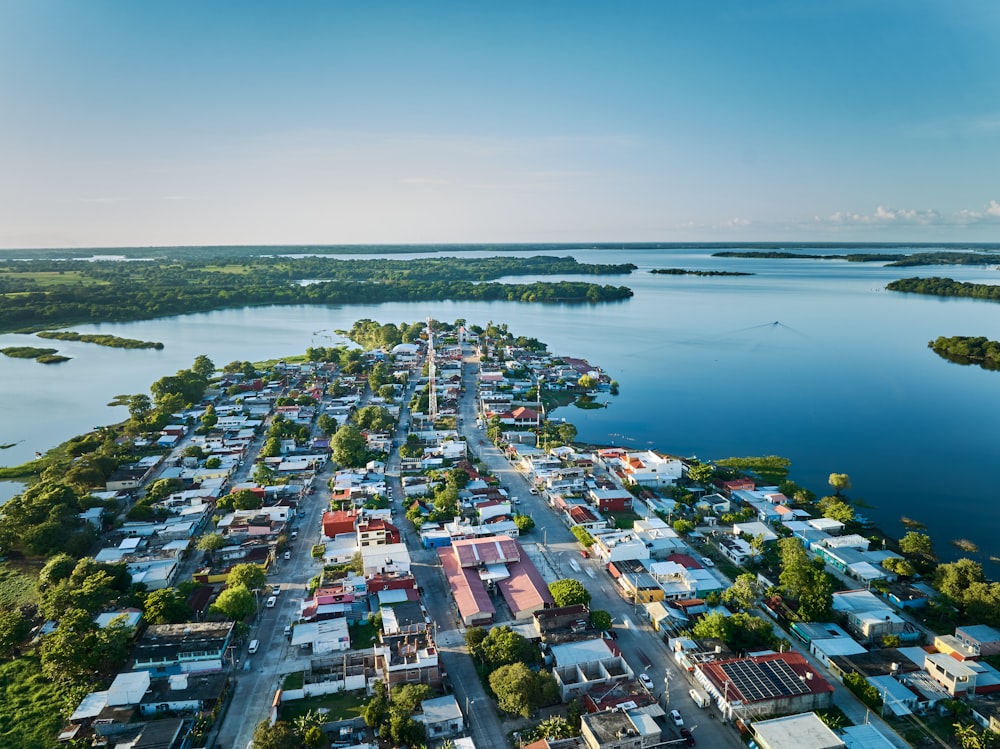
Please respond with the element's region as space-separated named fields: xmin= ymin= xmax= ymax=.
xmin=1 ymin=0 xmax=999 ymax=247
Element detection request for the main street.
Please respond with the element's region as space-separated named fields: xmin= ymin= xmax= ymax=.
xmin=453 ymin=347 xmax=740 ymax=749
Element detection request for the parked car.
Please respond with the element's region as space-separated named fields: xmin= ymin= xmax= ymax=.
xmin=639 ymin=673 xmax=654 ymax=691
xmin=670 ymin=710 xmax=684 ymax=727
xmin=283 ymin=550 xmax=291 ymax=560
xmin=700 ymin=556 xmax=715 ymax=567
xmin=601 ymin=628 xmax=618 ymax=640
xmin=680 ymin=728 xmax=695 ymax=746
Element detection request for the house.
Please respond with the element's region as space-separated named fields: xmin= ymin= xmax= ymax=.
xmin=139 ymin=671 xmax=228 ymax=717
xmin=695 ymin=652 xmax=834 ymax=721
xmin=718 ymin=535 xmax=755 ymax=566
xmin=375 ymin=629 xmax=441 ymax=688
xmin=131 ymin=622 xmax=235 ymax=675
xmin=580 ymin=710 xmax=645 ymax=749
xmin=417 ymin=695 xmax=464 ymax=739
xmin=361 ymin=543 xmax=411 ymax=576
xmin=752 ymin=713 xmax=845 ymax=749
xmin=437 ymin=536 xmax=553 ymax=625
xmin=955 ymin=625 xmax=1000 ymax=657
xmin=291 ymin=618 xmax=351 ymax=654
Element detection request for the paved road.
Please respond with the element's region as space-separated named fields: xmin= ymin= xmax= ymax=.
xmin=216 ymin=448 xmax=333 ymax=749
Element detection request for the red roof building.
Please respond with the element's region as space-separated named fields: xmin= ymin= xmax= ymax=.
xmin=696 ymin=652 xmax=834 ymax=720
xmin=322 ymin=509 xmax=358 ymax=539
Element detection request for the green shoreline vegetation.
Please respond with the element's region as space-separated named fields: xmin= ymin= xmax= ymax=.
xmin=0 ymin=254 xmax=636 ymax=333
xmin=35 ymin=331 xmax=164 ymax=350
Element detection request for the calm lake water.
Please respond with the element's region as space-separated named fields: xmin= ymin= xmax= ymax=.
xmin=2 ymin=245 xmax=999 ymax=561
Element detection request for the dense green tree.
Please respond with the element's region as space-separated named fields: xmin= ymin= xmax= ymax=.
xmin=778 ymin=537 xmax=813 ymax=596
xmin=0 ymin=609 xmax=32 ymax=658
xmin=828 ymin=473 xmax=851 ymax=496
xmin=388 ymin=712 xmax=426 ymax=746
xmin=490 ymin=663 xmax=539 ymax=717
xmin=475 ymin=626 xmax=540 ymax=667
xmin=882 ymin=557 xmax=916 ymax=578
xmin=686 ymin=462 xmax=716 ymax=485
xmin=817 ymin=496 xmax=854 ymax=523
xmin=363 ymin=681 xmax=389 ymax=728
xmin=590 ymin=610 xmax=612 ymax=630
xmin=38 ymin=553 xmax=78 ymax=590
xmin=251 ymin=720 xmax=299 ymax=749
xmin=217 ymin=488 xmax=262 ymax=511
xmin=127 ymin=393 xmax=153 ymax=427
xmin=40 ymin=608 xmax=130 ymax=684
xmin=935 ymin=558 xmax=986 ymax=605
xmin=227 ymin=563 xmax=267 ymax=591
xmin=354 ymin=405 xmax=395 ymax=433
xmin=317 ymin=413 xmax=338 ymax=436
xmin=332 ymin=424 xmax=368 ymax=467
xmin=464 ymin=626 xmax=488 ymax=651
xmin=722 ymin=573 xmax=759 ymax=611
xmin=196 ymin=533 xmax=227 ymax=552
xmin=548 ymin=578 xmax=591 ymax=607
xmin=672 ymin=518 xmax=695 ymax=535
xmin=899 ymin=531 xmax=937 ymax=564
xmin=143 ymin=588 xmax=192 ymax=624
xmin=210 ymin=584 xmax=255 ymax=621
xmin=514 ymin=515 xmax=535 ymax=533
xmin=191 ymin=354 xmax=215 ymax=378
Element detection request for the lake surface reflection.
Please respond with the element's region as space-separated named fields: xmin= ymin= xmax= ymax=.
xmin=2 ymin=246 xmax=999 ymax=559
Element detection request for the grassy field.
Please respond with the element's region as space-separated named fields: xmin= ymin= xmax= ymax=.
xmin=278 ymin=689 xmax=367 ymax=723
xmin=0 ymin=656 xmax=70 ymax=749
xmin=0 ymin=561 xmax=40 ymax=608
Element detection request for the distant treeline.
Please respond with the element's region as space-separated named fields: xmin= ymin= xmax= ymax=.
xmin=712 ymin=251 xmax=899 ymax=261
xmin=886 ymin=276 xmax=1000 ymax=301
xmin=714 ymin=250 xmax=1000 ymax=267
xmin=0 ymin=255 xmax=636 ymax=333
xmin=929 ymin=336 xmax=1000 ymax=370
xmin=650 ymin=268 xmax=752 ymax=276
xmin=36 ymin=331 xmax=164 ymax=349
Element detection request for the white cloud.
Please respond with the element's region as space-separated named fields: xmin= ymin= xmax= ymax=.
xmin=77 ymin=196 xmax=130 ymax=203
xmin=987 ymin=200 xmax=1000 ymax=217
xmin=826 ymin=205 xmax=941 ymax=226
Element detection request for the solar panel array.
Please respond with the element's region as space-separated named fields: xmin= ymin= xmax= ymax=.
xmin=720 ymin=659 xmax=810 ymax=702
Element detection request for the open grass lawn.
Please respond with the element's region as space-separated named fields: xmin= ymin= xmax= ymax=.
xmin=200 ymin=264 xmax=252 ymax=275
xmin=278 ymin=689 xmax=367 ymax=723
xmin=611 ymin=512 xmax=641 ymax=529
xmin=349 ymin=621 xmax=377 ymax=649
xmin=9 ymin=270 xmax=100 ymax=287
xmin=0 ymin=561 xmax=40 ymax=607
xmin=0 ymin=656 xmax=69 ymax=749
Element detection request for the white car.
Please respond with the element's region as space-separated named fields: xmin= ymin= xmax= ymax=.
xmin=265 ymin=596 xmax=277 ymax=608
xmin=700 ymin=556 xmax=715 ymax=567
xmin=271 ymin=585 xmax=281 ymax=595
xmin=639 ymin=673 xmax=655 ymax=691
xmin=670 ymin=709 xmax=684 ymax=727
xmin=283 ymin=550 xmax=291 ymax=560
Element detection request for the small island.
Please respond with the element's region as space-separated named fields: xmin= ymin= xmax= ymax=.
xmin=928 ymin=335 xmax=1000 ymax=370
xmin=650 ymin=268 xmax=752 ymax=276
xmin=36 ymin=331 xmax=164 ymax=350
xmin=0 ymin=346 xmax=71 ymax=364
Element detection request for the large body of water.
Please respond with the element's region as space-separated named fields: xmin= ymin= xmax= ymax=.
xmin=2 ymin=245 xmax=999 ymax=562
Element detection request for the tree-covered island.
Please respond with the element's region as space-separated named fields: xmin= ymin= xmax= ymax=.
xmin=0 ymin=253 xmax=636 ymax=333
